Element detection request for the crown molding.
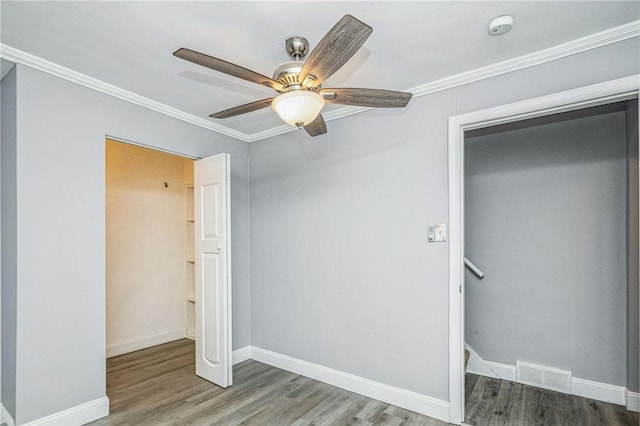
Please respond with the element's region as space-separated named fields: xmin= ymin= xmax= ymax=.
xmin=0 ymin=43 xmax=252 ymax=142
xmin=2 ymin=20 xmax=638 ymax=143
xmin=408 ymin=19 xmax=640 ymax=99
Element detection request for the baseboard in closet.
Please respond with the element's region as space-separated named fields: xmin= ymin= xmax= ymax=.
xmin=106 ymin=328 xmax=186 ymax=357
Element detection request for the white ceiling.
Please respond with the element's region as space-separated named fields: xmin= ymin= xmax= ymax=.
xmin=1 ymin=1 xmax=638 ymax=138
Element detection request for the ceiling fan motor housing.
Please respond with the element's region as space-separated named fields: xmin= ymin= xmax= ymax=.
xmin=286 ymin=36 xmax=309 ymax=60
xmin=274 ymin=36 xmax=311 ymax=89
xmin=272 ymin=61 xmax=304 ymax=88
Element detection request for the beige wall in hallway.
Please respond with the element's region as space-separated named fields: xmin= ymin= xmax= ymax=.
xmin=106 ymin=140 xmax=190 ymax=354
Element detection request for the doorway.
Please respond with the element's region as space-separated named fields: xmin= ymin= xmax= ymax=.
xmin=447 ymin=76 xmax=640 ymax=424
xmin=106 ymin=139 xmax=193 ymax=356
xmin=105 ymin=138 xmax=232 ymax=391
xmin=463 ymin=100 xmax=637 ymax=424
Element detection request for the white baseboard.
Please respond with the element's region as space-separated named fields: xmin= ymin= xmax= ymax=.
xmin=573 ymin=377 xmax=626 ymax=406
xmin=1 ymin=403 xmax=15 ymax=426
xmin=250 ymin=346 xmax=449 ymax=423
xmin=464 ymin=344 xmax=498 ymax=378
xmin=466 ymin=360 xmax=515 ymax=381
xmin=485 ymin=361 xmax=516 ymax=382
xmin=626 ymin=390 xmax=640 ymax=412
xmin=471 ymin=358 xmax=629 ymax=407
xmin=21 ymin=397 xmax=109 ymax=426
xmin=232 ymin=346 xmax=252 ymax=365
xmin=106 ymin=328 xmax=186 ymax=358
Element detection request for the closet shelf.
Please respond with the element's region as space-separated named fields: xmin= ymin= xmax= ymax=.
xmin=185 ymin=174 xmax=196 ymax=341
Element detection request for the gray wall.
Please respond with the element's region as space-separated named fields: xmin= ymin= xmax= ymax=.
xmin=1 ymin=65 xmax=17 ymax=420
xmin=627 ymin=99 xmax=639 ymax=393
xmin=464 ymin=106 xmax=628 ymax=386
xmin=249 ymin=38 xmax=640 ymax=400
xmin=10 ymin=64 xmax=250 ymax=424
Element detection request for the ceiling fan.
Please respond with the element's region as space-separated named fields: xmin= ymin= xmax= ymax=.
xmin=173 ymin=14 xmax=413 ymax=137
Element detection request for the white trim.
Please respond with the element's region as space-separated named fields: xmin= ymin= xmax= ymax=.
xmin=411 ymin=20 xmax=640 ymax=100
xmin=1 ymin=21 xmax=637 ymax=143
xmin=225 ymin=153 xmax=234 ymax=386
xmin=232 ymin=346 xmax=252 ymax=365
xmin=20 ymin=397 xmax=109 ymax=426
xmin=448 ymin=75 xmax=640 ymax=424
xmin=464 ymin=345 xmax=498 ymax=378
xmin=106 ymin=328 xmax=186 ymax=358
xmin=466 ymin=358 xmax=516 ymax=382
xmin=447 ymin=94 xmax=466 ymax=425
xmin=106 ymin=135 xmax=201 ymax=160
xmin=0 ymin=44 xmax=251 ymax=143
xmin=250 ymin=346 xmax=450 ymax=423
xmin=1 ymin=403 xmax=15 ymax=426
xmin=485 ymin=361 xmax=516 ymax=382
xmin=573 ymin=378 xmax=627 ymax=406
xmin=470 ymin=359 xmax=628 ymax=407
xmin=627 ymin=390 xmax=640 ymax=412
xmin=244 ymin=123 xmax=296 ymax=142
xmin=463 ymin=347 xmax=515 ymax=381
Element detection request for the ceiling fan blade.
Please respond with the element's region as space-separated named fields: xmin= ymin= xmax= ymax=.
xmin=320 ymin=88 xmax=412 ymax=108
xmin=209 ymin=97 xmax=274 ymax=119
xmin=174 ymin=48 xmax=284 ymax=92
xmin=304 ymin=113 xmax=327 ymax=137
xmin=299 ymin=15 xmax=372 ymax=87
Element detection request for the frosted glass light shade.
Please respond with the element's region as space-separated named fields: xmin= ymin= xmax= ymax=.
xmin=271 ymin=90 xmax=325 ymax=127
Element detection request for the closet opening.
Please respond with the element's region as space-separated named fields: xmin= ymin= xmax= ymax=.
xmin=104 ymin=138 xmax=233 ymax=414
xmin=106 ymin=139 xmax=196 ymax=359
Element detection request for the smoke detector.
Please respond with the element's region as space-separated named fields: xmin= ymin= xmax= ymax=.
xmin=488 ymin=15 xmax=514 ymax=36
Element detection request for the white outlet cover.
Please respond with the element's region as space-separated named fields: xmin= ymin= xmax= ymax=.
xmin=434 ymin=224 xmax=447 ymax=242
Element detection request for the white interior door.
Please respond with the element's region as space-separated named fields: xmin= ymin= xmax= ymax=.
xmin=194 ymin=153 xmax=232 ymax=387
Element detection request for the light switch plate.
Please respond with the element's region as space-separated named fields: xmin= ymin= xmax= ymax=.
xmin=434 ymin=224 xmax=447 ymax=242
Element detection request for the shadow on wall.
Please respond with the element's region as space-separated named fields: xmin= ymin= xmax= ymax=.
xmin=465 ymin=102 xmax=629 ymax=174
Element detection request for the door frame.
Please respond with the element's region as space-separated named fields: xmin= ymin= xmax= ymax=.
xmin=447 ymin=74 xmax=640 ymax=425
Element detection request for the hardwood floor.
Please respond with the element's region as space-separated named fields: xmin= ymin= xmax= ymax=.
xmin=88 ymin=339 xmax=446 ymax=426
xmin=464 ymin=373 xmax=639 ymax=426
xmin=88 ymin=339 xmax=639 ymax=425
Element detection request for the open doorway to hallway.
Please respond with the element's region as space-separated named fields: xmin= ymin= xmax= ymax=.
xmin=462 ymin=100 xmax=639 ymax=425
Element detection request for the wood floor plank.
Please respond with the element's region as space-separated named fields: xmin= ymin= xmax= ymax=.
xmin=371 ymin=412 xmax=404 ymax=426
xmin=354 ymin=399 xmax=389 ymax=422
xmin=464 ymin=372 xmax=479 ymax=404
xmin=500 ymin=379 xmax=526 ymax=425
xmin=305 ymin=390 xmax=367 ymax=425
xmin=240 ymin=379 xmax=334 ymax=425
xmin=376 ymin=404 xmax=449 ymax=426
xmin=289 ymin=389 xmax=353 ymax=426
